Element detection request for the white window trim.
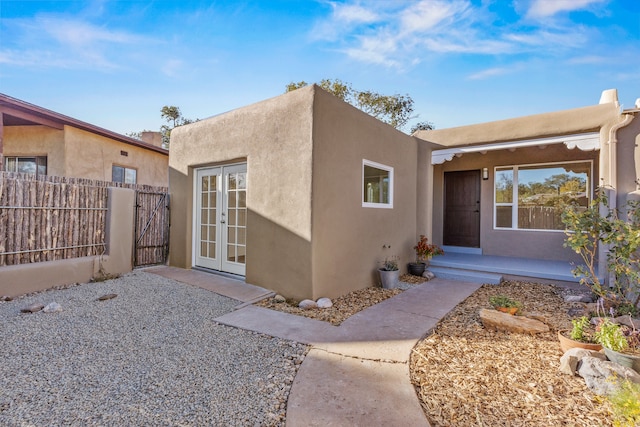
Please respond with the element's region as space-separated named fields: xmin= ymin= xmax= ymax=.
xmin=362 ymin=159 xmax=394 ymax=209
xmin=493 ymin=160 xmax=593 ymax=232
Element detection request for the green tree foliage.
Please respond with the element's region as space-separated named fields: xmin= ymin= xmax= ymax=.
xmin=160 ymin=106 xmax=197 ymax=147
xmin=129 ymin=106 xmax=197 ymax=148
xmin=410 ymin=121 xmax=435 ymax=134
xmin=285 ymin=79 xmax=419 ymax=132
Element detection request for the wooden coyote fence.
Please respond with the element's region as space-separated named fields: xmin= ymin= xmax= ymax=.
xmin=0 ymin=172 xmax=169 ymax=268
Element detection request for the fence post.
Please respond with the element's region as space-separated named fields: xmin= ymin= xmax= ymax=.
xmin=98 ymin=187 xmax=135 ymax=276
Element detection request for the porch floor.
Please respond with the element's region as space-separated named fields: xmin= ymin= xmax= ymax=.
xmin=429 ymin=251 xmax=589 ymax=289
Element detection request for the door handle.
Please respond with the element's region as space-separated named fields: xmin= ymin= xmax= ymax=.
xmin=220 ymin=220 xmax=226 ymax=224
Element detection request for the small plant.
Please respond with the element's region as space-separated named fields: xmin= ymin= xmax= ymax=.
xmin=607 ymin=379 xmax=640 ymax=427
xmin=489 ymin=295 xmax=522 ymax=314
xmin=570 ymin=316 xmax=594 ymax=342
xmin=380 ymin=257 xmax=399 ymax=271
xmin=595 ymin=319 xmax=629 ymax=353
xmin=413 ymin=235 xmax=444 ymax=263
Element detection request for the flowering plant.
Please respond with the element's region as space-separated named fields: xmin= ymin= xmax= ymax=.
xmin=413 ymin=235 xmax=444 ymax=262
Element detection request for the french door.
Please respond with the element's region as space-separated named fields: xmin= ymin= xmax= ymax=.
xmin=195 ymin=164 xmax=247 ymax=275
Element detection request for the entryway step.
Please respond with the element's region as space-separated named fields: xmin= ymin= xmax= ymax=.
xmin=428 ymin=266 xmax=503 ymax=285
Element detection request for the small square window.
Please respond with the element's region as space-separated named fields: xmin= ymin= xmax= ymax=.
xmin=112 ymin=165 xmax=137 ymax=184
xmin=362 ymin=160 xmax=393 ymax=208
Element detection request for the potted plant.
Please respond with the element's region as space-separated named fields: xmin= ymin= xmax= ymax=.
xmin=558 ymin=316 xmax=603 ymax=353
xmin=595 ymin=318 xmax=640 ymax=374
xmin=378 ymin=257 xmax=400 ymax=289
xmin=408 ymin=235 xmax=444 ymax=276
xmin=489 ymin=295 xmax=522 ymax=315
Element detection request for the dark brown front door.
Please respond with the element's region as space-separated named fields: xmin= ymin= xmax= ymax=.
xmin=444 ymin=170 xmax=480 ymax=247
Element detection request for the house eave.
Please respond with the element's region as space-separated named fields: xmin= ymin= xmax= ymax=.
xmin=431 ymin=132 xmax=600 ymax=165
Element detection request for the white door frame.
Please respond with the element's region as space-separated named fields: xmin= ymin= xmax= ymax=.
xmin=193 ymin=163 xmax=247 ymax=276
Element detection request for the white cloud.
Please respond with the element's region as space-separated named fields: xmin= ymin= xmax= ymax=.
xmin=400 ymin=0 xmax=468 ymax=33
xmin=310 ymin=0 xmax=610 ymax=70
xmin=331 ymin=2 xmax=379 ymax=24
xmin=1 ymin=15 xmax=155 ymax=70
xmin=527 ymin=0 xmax=607 ymax=18
xmin=467 ymin=67 xmax=512 ymax=80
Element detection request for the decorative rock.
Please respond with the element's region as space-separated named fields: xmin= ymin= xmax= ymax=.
xmin=576 ymin=356 xmax=640 ymax=396
xmin=273 ymin=294 xmax=286 ymax=303
xmin=1 ymin=295 xmax=13 ymax=302
xmin=422 ymin=270 xmax=435 ymax=280
xmin=43 ymin=302 xmax=62 ymax=313
xmin=316 ymin=298 xmax=332 ymax=309
xmin=20 ymin=303 xmax=45 ymax=313
xmin=564 ymin=295 xmax=592 ymax=303
xmin=567 ymin=306 xmax=587 ymax=317
xmin=479 ymin=309 xmax=550 ymax=334
xmin=559 ymin=348 xmax=607 ymax=376
xmin=615 ymin=315 xmax=640 ymax=329
xmin=97 ymin=293 xmax=117 ymax=301
xmin=298 ymin=299 xmax=317 ymax=310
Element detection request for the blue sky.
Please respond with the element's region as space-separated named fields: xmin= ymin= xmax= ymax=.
xmin=1 ymin=0 xmax=638 ymax=136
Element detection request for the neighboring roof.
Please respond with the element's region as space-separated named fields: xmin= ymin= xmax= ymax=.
xmin=0 ymin=93 xmax=168 ymax=155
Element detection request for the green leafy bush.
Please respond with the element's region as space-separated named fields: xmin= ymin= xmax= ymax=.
xmin=562 ymin=188 xmax=640 ymax=311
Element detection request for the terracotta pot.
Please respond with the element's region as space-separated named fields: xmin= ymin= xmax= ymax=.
xmin=604 ymin=347 xmax=640 ymax=374
xmin=557 ymin=330 xmax=602 ymax=353
xmin=496 ymin=306 xmax=518 ymax=315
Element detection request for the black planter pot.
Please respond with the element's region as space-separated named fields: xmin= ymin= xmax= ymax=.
xmin=407 ymin=262 xmax=427 ymax=276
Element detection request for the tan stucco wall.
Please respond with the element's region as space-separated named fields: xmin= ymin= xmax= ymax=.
xmin=0 ymin=187 xmax=136 ymax=297
xmin=4 ymin=126 xmax=65 ymax=176
xmin=616 ymin=114 xmax=640 ymax=205
xmin=3 ymin=125 xmax=168 ymax=187
xmin=169 ymin=86 xmax=315 ymax=299
xmin=310 ymin=89 xmax=418 ymax=299
xmin=64 ymin=127 xmax=168 ymax=186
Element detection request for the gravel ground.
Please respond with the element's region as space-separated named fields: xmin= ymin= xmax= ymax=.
xmin=0 ymin=271 xmax=307 ymax=426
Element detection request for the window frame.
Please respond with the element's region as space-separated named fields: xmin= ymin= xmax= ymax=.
xmin=112 ymin=165 xmax=137 ymax=184
xmin=362 ymin=159 xmax=393 ymax=209
xmin=4 ymin=156 xmax=47 ymax=177
xmin=493 ymin=160 xmax=593 ymax=232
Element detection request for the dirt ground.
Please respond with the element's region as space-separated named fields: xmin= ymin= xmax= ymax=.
xmin=257 ymin=278 xmax=613 ymax=426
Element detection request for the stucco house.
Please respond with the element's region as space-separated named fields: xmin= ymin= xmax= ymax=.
xmin=168 ymin=85 xmax=639 ymax=299
xmin=0 ymin=93 xmax=168 ymax=187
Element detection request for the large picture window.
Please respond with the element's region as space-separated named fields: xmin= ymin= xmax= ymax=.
xmin=495 ymin=161 xmax=592 ymax=231
xmin=362 ymin=160 xmax=393 ymax=208
xmin=5 ymin=156 xmax=47 ymax=177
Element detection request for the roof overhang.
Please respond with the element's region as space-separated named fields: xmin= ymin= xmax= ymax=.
xmin=431 ymin=132 xmax=600 ymax=165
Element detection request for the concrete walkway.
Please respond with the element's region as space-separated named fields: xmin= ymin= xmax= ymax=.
xmin=145 ymin=266 xmax=482 ymax=426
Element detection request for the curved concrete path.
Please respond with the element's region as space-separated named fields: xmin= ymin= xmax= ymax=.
xmin=146 ymin=266 xmax=481 ymax=426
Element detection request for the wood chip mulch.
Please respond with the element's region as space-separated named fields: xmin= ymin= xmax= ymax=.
xmin=410 ymin=280 xmax=613 ymax=426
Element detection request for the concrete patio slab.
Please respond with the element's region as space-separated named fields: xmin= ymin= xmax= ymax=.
xmin=286 ymin=348 xmax=429 ymax=427
xmin=215 ymin=305 xmax=339 ymax=344
xmin=143 ymin=266 xmax=272 ymax=303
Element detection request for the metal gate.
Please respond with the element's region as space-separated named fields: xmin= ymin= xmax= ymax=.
xmin=134 ymin=190 xmax=170 ymax=267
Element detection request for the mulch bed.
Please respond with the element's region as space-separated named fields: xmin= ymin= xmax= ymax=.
xmin=409 ymin=281 xmax=613 ymax=426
